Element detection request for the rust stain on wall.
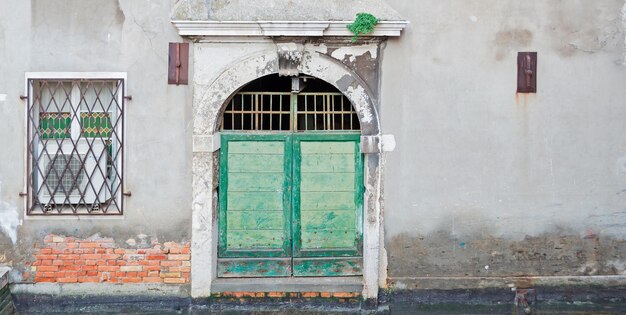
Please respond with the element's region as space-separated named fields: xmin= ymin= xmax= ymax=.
xmin=494 ymin=29 xmax=533 ymax=61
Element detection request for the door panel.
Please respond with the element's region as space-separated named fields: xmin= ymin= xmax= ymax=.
xmin=218 ymin=134 xmax=292 ymax=277
xmin=293 ymin=134 xmax=363 ymax=276
xmin=218 ymin=133 xmax=363 ymax=277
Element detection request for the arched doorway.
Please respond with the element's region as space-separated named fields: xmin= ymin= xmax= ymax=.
xmin=190 ymin=48 xmax=384 ymax=298
xmin=217 ymin=74 xmax=364 ymax=277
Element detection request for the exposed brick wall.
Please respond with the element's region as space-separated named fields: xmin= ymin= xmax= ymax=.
xmin=28 ymin=234 xmax=190 ymax=284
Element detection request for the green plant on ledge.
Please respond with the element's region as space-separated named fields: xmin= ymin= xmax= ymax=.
xmin=347 ymin=13 xmax=379 ymax=43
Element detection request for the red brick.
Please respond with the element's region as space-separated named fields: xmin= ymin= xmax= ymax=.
xmin=146 ymin=254 xmax=167 ymax=260
xmin=60 ymin=265 xmax=81 ymax=271
xmin=35 ymin=277 xmax=56 ymax=283
xmin=223 ymin=292 xmax=243 ymax=298
xmin=40 ymin=260 xmax=52 ymax=266
xmin=168 ymin=254 xmax=190 ymax=261
xmin=41 ymin=248 xmax=53 ymax=254
xmin=35 ymin=254 xmax=57 ymax=260
xmin=95 ymin=248 xmax=107 ymax=254
xmin=267 ymin=292 xmax=286 ymax=298
xmin=79 ymin=242 xmax=101 ymax=248
xmin=161 ymin=261 xmax=181 ymax=267
xmin=126 ymin=272 xmax=138 ymax=277
xmin=147 ymin=271 xmax=159 ymax=277
xmin=168 ymin=247 xmax=182 ymax=254
xmin=58 ymin=254 xmax=80 ymax=260
xmin=116 ymin=260 xmax=127 ymax=266
xmin=163 ymin=278 xmax=186 ymax=284
xmin=163 ymin=242 xmax=180 ymax=248
xmin=139 ymin=260 xmax=160 ymax=266
xmin=38 ymin=266 xmax=59 ymax=272
xmin=142 ymin=277 xmax=163 ymax=283
xmin=144 ymin=266 xmax=161 ymax=271
xmin=121 ymin=277 xmax=142 ymax=283
xmin=82 ymin=265 xmax=97 ymax=271
xmin=169 ymin=266 xmax=191 ymax=273
xmin=320 ymin=292 xmax=332 ymax=298
xmin=57 ymin=277 xmax=78 ymax=283
xmin=302 ymin=292 xmax=319 ymax=298
xmin=120 ymin=265 xmax=142 ymax=272
xmin=64 ymin=271 xmax=79 ymax=278
xmin=84 ymin=260 xmax=97 ymax=266
xmin=78 ymin=277 xmax=100 ymax=283
xmin=97 ymin=265 xmax=119 ymax=272
xmin=102 ymin=254 xmax=120 ymax=260
xmin=332 ymin=292 xmax=359 ymax=298
xmin=86 ymin=271 xmax=98 ymax=276
xmin=80 ymin=254 xmax=102 ymax=260
xmin=114 ymin=249 xmax=126 ymax=254
xmin=159 ymin=272 xmax=181 ymax=278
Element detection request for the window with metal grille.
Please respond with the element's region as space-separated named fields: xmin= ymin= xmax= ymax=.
xmin=26 ymin=75 xmax=125 ymax=215
xmin=221 ymin=75 xmax=360 ymax=132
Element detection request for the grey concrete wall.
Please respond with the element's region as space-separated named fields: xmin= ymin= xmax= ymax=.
xmin=381 ymin=0 xmax=626 ymax=286
xmin=0 ymin=0 xmax=192 ymax=280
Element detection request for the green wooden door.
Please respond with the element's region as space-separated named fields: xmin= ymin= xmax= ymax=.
xmin=218 ymin=133 xmax=363 ymax=277
xmin=217 ymin=134 xmax=293 ymax=277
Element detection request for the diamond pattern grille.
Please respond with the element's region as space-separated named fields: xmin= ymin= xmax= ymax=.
xmin=27 ymin=79 xmax=124 ymax=215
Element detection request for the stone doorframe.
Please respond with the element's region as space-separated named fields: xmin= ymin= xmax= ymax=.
xmin=190 ymin=45 xmax=390 ymax=300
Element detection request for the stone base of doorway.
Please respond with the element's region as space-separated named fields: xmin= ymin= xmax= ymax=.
xmin=211 ymin=276 xmax=362 ymax=293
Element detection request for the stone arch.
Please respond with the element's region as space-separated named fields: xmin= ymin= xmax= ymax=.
xmin=191 ymin=46 xmax=384 ymax=300
xmin=193 ymin=49 xmax=380 ymax=136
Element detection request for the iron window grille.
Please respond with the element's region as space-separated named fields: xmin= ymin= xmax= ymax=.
xmin=26 ymin=78 xmax=125 ymax=215
xmin=221 ymin=92 xmax=360 ymax=132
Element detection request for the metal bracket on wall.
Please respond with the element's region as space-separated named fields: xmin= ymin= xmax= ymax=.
xmin=517 ymin=52 xmax=537 ymax=93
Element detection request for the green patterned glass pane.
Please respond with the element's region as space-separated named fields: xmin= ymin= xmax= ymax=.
xmin=81 ymin=112 xmax=112 ymax=138
xmin=39 ymin=112 xmax=70 ymax=139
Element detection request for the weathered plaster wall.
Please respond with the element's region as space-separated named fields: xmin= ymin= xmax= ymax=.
xmin=381 ymin=0 xmax=626 ymax=287
xmin=171 ymin=0 xmax=403 ymax=21
xmin=0 ymin=0 xmax=192 ymax=282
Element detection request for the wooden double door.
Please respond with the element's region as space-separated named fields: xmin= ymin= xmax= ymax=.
xmin=217 ymin=133 xmax=363 ymax=277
